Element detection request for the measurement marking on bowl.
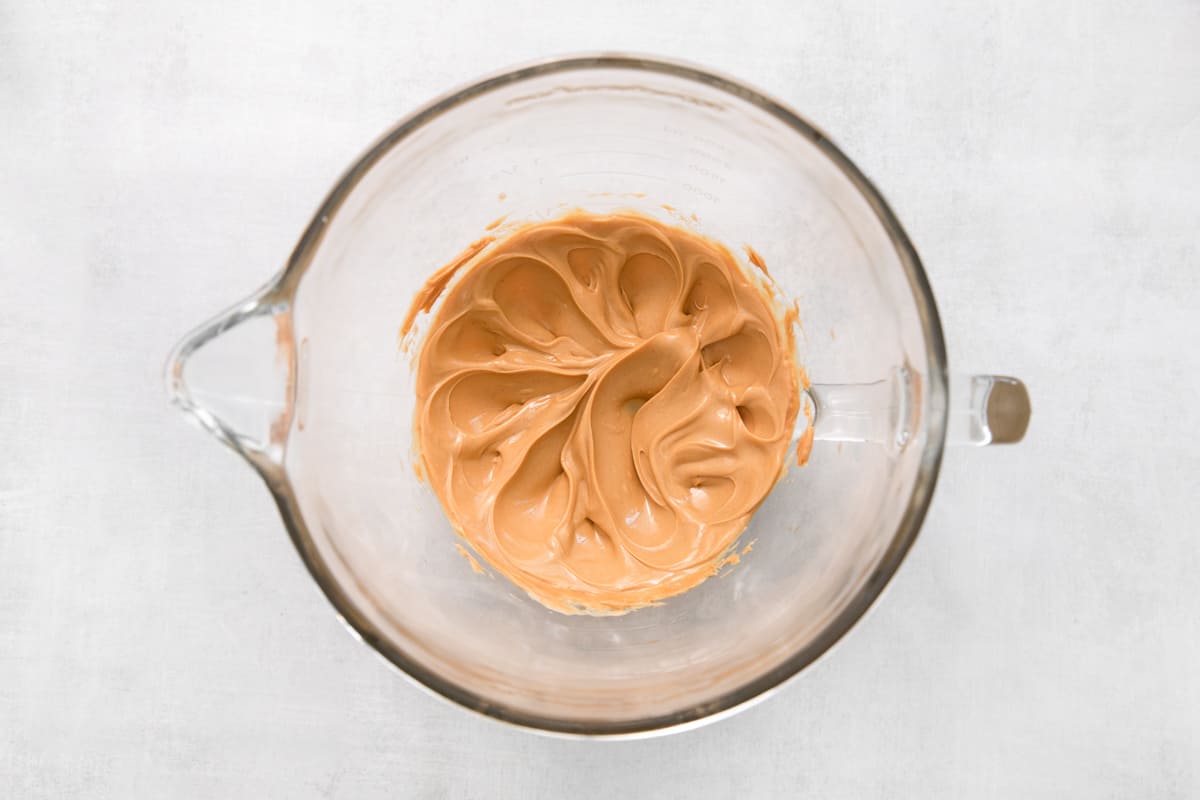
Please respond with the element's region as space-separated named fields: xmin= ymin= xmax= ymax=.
xmin=568 ymin=149 xmax=675 ymax=161
xmin=559 ymin=171 xmax=669 ymax=182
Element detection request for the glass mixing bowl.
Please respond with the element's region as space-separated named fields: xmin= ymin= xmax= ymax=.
xmin=167 ymin=55 xmax=1030 ymax=736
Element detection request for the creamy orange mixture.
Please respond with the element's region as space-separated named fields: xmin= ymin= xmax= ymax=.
xmin=412 ymin=213 xmax=799 ymax=613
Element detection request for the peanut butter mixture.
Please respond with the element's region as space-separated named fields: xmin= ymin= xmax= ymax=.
xmin=413 ymin=213 xmax=798 ymax=613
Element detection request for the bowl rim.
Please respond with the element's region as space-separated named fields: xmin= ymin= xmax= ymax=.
xmin=265 ymin=52 xmax=949 ymax=738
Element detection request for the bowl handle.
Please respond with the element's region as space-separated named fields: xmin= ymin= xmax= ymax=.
xmin=943 ymin=374 xmax=1031 ymax=446
xmin=164 ymin=277 xmax=294 ymax=474
xmin=805 ymin=369 xmax=1030 ymax=449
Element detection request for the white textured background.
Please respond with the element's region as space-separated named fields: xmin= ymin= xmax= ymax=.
xmin=3 ymin=1 xmax=1198 ymax=797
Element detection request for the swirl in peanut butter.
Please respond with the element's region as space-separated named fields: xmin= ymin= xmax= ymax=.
xmin=413 ymin=213 xmax=799 ymax=613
